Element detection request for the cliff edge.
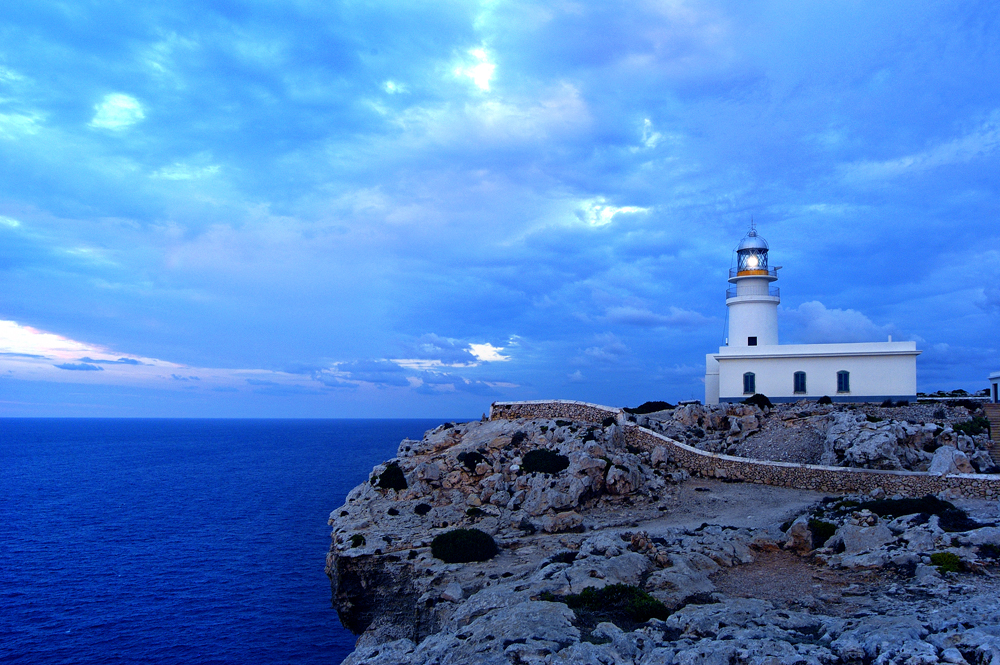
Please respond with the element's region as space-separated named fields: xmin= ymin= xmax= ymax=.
xmin=327 ymin=413 xmax=1000 ymax=665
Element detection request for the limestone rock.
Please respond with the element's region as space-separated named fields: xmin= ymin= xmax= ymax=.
xmin=929 ymin=445 xmax=975 ymax=475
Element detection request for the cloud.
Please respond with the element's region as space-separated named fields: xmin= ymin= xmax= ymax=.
xmin=246 ymin=378 xmax=278 ymax=386
xmin=576 ymin=198 xmax=649 ymax=227
xmin=979 ymin=286 xmax=1000 ymax=313
xmin=89 ymin=94 xmax=145 ymax=130
xmin=394 ymin=333 xmax=480 ymax=366
xmin=334 ymin=359 xmax=411 ymax=387
xmin=454 ymin=46 xmax=496 ymax=91
xmin=844 ymin=111 xmax=1000 ymax=181
xmin=0 ymin=320 xmax=101 ymax=360
xmin=468 ymin=343 xmax=510 ymax=362
xmin=604 ymin=306 xmax=711 ymax=328
xmin=782 ymin=301 xmax=898 ymax=344
xmin=581 ymin=333 xmax=629 ymax=363
xmin=172 ymin=374 xmax=200 ymax=381
xmin=152 ymin=164 xmax=220 ymax=180
xmin=80 ymin=356 xmax=143 ymax=365
xmin=54 ymin=362 xmax=103 ymax=371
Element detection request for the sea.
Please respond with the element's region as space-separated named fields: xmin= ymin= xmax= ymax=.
xmin=0 ymin=418 xmax=450 ymax=664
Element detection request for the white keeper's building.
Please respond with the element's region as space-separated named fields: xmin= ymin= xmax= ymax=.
xmin=705 ymin=226 xmax=920 ymax=405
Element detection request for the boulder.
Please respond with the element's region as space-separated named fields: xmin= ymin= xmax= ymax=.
xmin=929 ymin=446 xmax=975 ymax=475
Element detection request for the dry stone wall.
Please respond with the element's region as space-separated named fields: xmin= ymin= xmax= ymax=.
xmin=491 ymin=400 xmax=1000 ymax=499
xmin=489 ymin=400 xmax=624 ymax=425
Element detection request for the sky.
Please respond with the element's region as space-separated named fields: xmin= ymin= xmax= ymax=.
xmin=0 ymin=0 xmax=998 ymax=417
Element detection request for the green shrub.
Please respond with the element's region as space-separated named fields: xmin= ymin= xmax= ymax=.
xmin=624 ymin=401 xmax=675 ymax=414
xmin=457 ymin=451 xmax=486 ymax=472
xmin=866 ymin=414 xmax=883 ymax=423
xmin=808 ymin=519 xmax=837 ymax=547
xmin=465 ymin=507 xmax=485 ymax=519
xmin=930 ymin=551 xmax=963 ymax=573
xmin=510 ymin=431 xmax=527 ymax=446
xmin=954 ymin=416 xmax=990 ymax=437
xmin=602 ymin=416 xmax=617 ymax=427
xmin=856 ymin=495 xmax=982 ymax=532
xmin=743 ymin=393 xmax=773 ymax=409
xmin=978 ymin=543 xmax=1000 ymax=559
xmin=540 ymin=584 xmax=670 ymax=632
xmin=349 ymin=534 xmax=365 ymax=548
xmin=857 ymin=495 xmax=953 ymax=519
xmin=374 ymin=462 xmax=407 ymax=491
xmin=521 ymin=449 xmax=570 ymax=475
xmin=414 ymin=503 xmax=432 ymax=516
xmin=431 ymin=528 xmax=499 ymax=563
xmin=817 ymin=396 xmax=833 ymax=405
xmin=555 ymin=420 xmax=573 ymax=428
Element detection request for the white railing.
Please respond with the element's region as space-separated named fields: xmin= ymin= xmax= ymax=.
xmin=726 ymin=285 xmax=779 ymax=298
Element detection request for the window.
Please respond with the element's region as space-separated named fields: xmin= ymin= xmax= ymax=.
xmin=743 ymin=372 xmax=756 ymax=394
xmin=794 ymin=371 xmax=806 ymax=394
xmin=748 ymin=336 xmax=757 ymax=346
xmin=837 ymin=370 xmax=850 ymax=393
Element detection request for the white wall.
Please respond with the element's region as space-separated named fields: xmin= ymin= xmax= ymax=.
xmin=705 ymin=354 xmax=720 ymax=405
xmin=715 ymin=342 xmax=919 ymax=402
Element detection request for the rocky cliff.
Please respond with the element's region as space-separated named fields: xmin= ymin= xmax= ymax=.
xmin=327 ymin=411 xmax=1000 ymax=665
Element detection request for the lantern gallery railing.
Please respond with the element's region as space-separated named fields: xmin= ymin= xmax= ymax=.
xmin=730 ymin=267 xmax=778 ymax=279
xmin=726 ymin=285 xmax=780 ymax=299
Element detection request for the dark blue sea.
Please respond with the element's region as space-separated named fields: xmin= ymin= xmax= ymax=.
xmin=0 ymin=418 xmax=448 ymax=664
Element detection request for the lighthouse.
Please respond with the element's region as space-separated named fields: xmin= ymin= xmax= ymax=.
xmin=726 ymin=224 xmax=779 ymax=347
xmin=704 ymin=223 xmax=920 ymax=405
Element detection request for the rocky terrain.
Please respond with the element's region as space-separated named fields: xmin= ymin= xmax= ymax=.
xmin=636 ymin=401 xmax=995 ymax=473
xmin=327 ymin=412 xmax=1000 ymax=665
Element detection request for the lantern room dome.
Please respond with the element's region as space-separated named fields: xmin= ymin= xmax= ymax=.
xmin=737 ymin=229 xmax=768 ymax=251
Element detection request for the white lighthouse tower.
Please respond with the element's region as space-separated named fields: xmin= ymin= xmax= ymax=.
xmin=704 ymin=222 xmax=920 ymax=405
xmin=726 ymin=223 xmax=779 ymax=348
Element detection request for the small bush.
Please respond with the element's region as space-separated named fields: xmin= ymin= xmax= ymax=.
xmin=387 ymin=507 xmax=399 ymax=516
xmin=540 ymin=584 xmax=670 ymax=633
xmin=866 ymin=414 xmax=883 ymax=423
xmin=952 ymin=399 xmax=982 ymax=412
xmin=457 ymin=451 xmax=486 ymax=472
xmin=431 ymin=528 xmax=499 ymax=563
xmin=521 ymin=449 xmax=570 ymax=475
xmin=817 ymin=396 xmax=833 ymax=405
xmin=808 ymin=519 xmax=837 ymax=548
xmin=743 ymin=393 xmax=773 ymax=409
xmin=856 ymin=495 xmax=983 ymax=531
xmin=624 ymin=401 xmax=675 ymax=414
xmin=414 ymin=503 xmax=432 ymax=516
xmin=954 ymin=416 xmax=990 ymax=437
xmin=857 ymin=495 xmax=954 ymax=519
xmin=978 ymin=543 xmax=1000 ymax=559
xmin=555 ymin=420 xmax=573 ymax=428
xmin=374 ymin=462 xmax=407 ymax=491
xmin=465 ymin=507 xmax=485 ymax=519
xmin=349 ymin=534 xmax=365 ymax=548
xmin=895 ymin=400 xmax=909 ymax=407
xmin=547 ymin=551 xmax=578 ymax=565
xmin=510 ymin=431 xmax=527 ymax=446
xmin=930 ymin=551 xmax=963 ymax=573
xmin=602 ymin=416 xmax=617 ymax=427
xmin=880 ymin=399 xmax=895 ymax=408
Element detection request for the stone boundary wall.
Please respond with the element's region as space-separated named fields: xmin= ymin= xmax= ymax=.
xmin=489 ymin=400 xmax=624 ymax=425
xmin=490 ymin=400 xmax=1000 ymax=500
